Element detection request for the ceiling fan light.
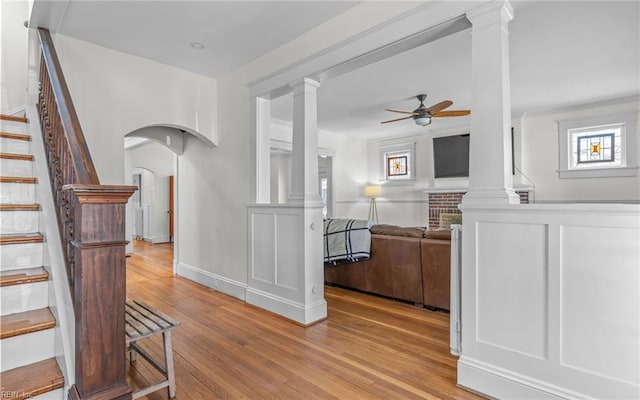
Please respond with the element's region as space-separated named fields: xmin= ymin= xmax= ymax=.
xmin=414 ymin=116 xmax=431 ymax=126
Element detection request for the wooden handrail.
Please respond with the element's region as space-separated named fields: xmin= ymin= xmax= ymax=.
xmin=37 ymin=28 xmax=99 ymax=185
xmin=36 ymin=27 xmax=135 ymax=400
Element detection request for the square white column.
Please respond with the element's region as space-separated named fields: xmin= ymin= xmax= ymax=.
xmin=288 ymin=78 xmax=323 ymax=205
xmin=463 ymin=1 xmax=520 ymax=206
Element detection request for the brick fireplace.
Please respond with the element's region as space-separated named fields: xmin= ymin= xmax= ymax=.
xmin=427 ymin=190 xmax=530 ymax=229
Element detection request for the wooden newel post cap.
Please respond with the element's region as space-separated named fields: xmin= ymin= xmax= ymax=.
xmin=63 ymin=184 xmax=137 ymax=204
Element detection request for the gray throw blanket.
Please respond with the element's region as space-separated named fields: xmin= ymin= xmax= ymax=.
xmin=323 ymin=219 xmax=372 ymax=263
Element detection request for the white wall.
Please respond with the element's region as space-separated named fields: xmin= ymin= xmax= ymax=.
xmin=520 ymin=99 xmax=640 ymax=202
xmin=366 ymin=124 xmax=474 ymax=227
xmin=1 ymin=0 xmax=29 ymax=112
xmin=128 ymin=141 xmax=175 ymax=243
xmin=51 ymin=34 xmax=217 ymax=184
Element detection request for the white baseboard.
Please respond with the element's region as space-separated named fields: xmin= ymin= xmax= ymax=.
xmin=176 ymin=262 xmax=247 ymax=301
xmin=151 ymin=235 xmax=171 ymax=244
xmin=245 ymin=287 xmax=327 ymax=325
xmin=457 ymin=357 xmax=596 ymax=400
xmin=5 ymin=105 xmax=27 ymax=116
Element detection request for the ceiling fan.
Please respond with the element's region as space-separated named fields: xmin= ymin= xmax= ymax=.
xmin=381 ymin=94 xmax=470 ymax=126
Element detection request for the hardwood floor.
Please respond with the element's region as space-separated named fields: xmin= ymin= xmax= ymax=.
xmin=126 ymin=240 xmax=483 ymax=400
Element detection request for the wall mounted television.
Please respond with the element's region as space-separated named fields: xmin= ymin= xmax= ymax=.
xmin=433 ymin=134 xmax=470 ymax=178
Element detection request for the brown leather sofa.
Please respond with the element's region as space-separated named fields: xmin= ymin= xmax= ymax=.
xmin=324 ymin=225 xmax=451 ymax=311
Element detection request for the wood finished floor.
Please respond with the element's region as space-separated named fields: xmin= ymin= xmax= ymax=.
xmin=126 ymin=240 xmax=483 ymax=400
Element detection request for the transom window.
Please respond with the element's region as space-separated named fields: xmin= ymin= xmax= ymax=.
xmin=558 ymin=112 xmax=637 ymax=179
xmin=379 ymin=141 xmax=416 ymax=183
xmin=387 ymin=155 xmax=408 ymax=176
xmin=571 ymin=125 xmax=621 ymax=167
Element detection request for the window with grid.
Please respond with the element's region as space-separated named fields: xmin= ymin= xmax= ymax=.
xmin=558 ymin=113 xmax=637 ymax=179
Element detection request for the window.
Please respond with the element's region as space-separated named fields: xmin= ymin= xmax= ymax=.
xmin=388 ymin=155 xmax=408 ymax=176
xmin=558 ymin=112 xmax=637 ymax=179
xmin=379 ymin=142 xmax=416 ymax=182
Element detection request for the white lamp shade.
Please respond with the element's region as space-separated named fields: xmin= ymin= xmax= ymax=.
xmin=364 ymin=185 xmax=382 ymax=198
xmin=414 ymin=116 xmax=431 ymax=126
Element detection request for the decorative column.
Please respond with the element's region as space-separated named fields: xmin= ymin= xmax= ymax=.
xmin=290 ymin=77 xmax=326 ymax=324
xmin=462 ymin=1 xmax=520 ymax=206
xmin=288 ymin=78 xmax=323 ymax=205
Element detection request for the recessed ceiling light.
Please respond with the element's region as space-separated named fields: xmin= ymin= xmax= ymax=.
xmin=190 ymin=42 xmax=204 ymax=49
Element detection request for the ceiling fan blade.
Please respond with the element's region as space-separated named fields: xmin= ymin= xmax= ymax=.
xmin=381 ymin=115 xmax=414 ymax=124
xmin=432 ymin=110 xmax=471 ymax=117
xmin=426 ymin=100 xmax=453 ymax=113
xmin=385 ymin=109 xmax=419 ymax=115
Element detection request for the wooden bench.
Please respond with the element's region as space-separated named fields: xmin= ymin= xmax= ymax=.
xmin=125 ymin=300 xmax=180 ymax=399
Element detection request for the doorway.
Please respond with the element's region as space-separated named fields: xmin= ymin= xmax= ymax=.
xmin=318 ymin=155 xmax=333 ymax=219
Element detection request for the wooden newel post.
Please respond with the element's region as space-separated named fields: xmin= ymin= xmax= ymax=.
xmin=66 ymin=184 xmax=137 ymax=400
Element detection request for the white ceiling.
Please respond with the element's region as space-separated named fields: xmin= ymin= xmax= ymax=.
xmin=32 ymin=1 xmax=639 ymax=139
xmin=44 ymin=1 xmax=360 ymax=78
xmin=271 ymin=1 xmax=640 ymax=138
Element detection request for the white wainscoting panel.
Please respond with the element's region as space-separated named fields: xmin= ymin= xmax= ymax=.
xmin=476 ymin=221 xmax=548 ymax=359
xmin=458 ymin=203 xmax=640 ymax=400
xmin=251 ymin=212 xmax=276 ymax=284
xmin=275 ymin=214 xmax=300 ymax=291
xmin=560 ymin=225 xmax=640 ymax=386
xmin=246 ymin=203 xmax=326 ymax=325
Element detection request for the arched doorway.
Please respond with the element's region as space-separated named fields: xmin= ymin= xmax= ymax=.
xmin=124 ymin=124 xmax=214 ymax=272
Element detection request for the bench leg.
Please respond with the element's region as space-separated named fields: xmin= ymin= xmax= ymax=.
xmin=129 ymin=341 xmax=137 ymax=362
xmin=163 ymin=331 xmax=176 ymax=398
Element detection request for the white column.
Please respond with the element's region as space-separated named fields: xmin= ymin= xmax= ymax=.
xmin=462 ymin=1 xmax=520 ymax=206
xmin=290 ymin=77 xmax=326 ymax=324
xmin=254 ymin=96 xmax=271 ymax=203
xmin=288 ymin=78 xmax=323 ymax=205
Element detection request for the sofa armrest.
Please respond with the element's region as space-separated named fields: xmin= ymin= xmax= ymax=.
xmin=420 ymin=239 xmax=451 ymax=311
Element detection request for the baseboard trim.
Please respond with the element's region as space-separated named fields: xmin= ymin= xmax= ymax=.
xmin=245 ymin=287 xmax=327 ymax=325
xmin=176 ymin=262 xmax=247 ymax=301
xmin=151 ymin=235 xmax=171 ymax=244
xmin=457 ymin=357 xmax=596 ymax=400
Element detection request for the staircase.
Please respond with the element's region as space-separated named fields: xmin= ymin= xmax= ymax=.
xmin=0 ymin=113 xmax=65 ymax=399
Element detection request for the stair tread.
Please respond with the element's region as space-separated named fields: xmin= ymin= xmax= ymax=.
xmin=0 ymin=358 xmax=64 ymax=398
xmin=0 ymin=152 xmax=34 ymax=161
xmin=0 ymin=267 xmax=48 ymax=287
xmin=0 ymin=176 xmax=36 ymax=184
xmin=0 ymin=308 xmax=56 ymax=339
xmin=0 ymin=203 xmax=40 ymax=211
xmin=0 ymin=132 xmax=31 ymax=141
xmin=0 ymin=233 xmax=44 ymax=245
xmin=0 ymin=114 xmax=28 ymax=123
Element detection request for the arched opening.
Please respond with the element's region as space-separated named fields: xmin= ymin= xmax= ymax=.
xmin=124 ymin=124 xmax=214 ymax=272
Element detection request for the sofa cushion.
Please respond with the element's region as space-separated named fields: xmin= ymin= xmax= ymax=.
xmin=424 ymin=230 xmax=451 ymax=240
xmin=370 ymin=224 xmax=424 ymax=238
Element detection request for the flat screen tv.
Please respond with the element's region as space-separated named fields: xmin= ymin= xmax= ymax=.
xmin=433 ymin=134 xmax=470 ymax=178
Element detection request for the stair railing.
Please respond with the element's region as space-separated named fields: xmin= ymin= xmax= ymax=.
xmin=36 ymin=27 xmax=135 ymax=400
